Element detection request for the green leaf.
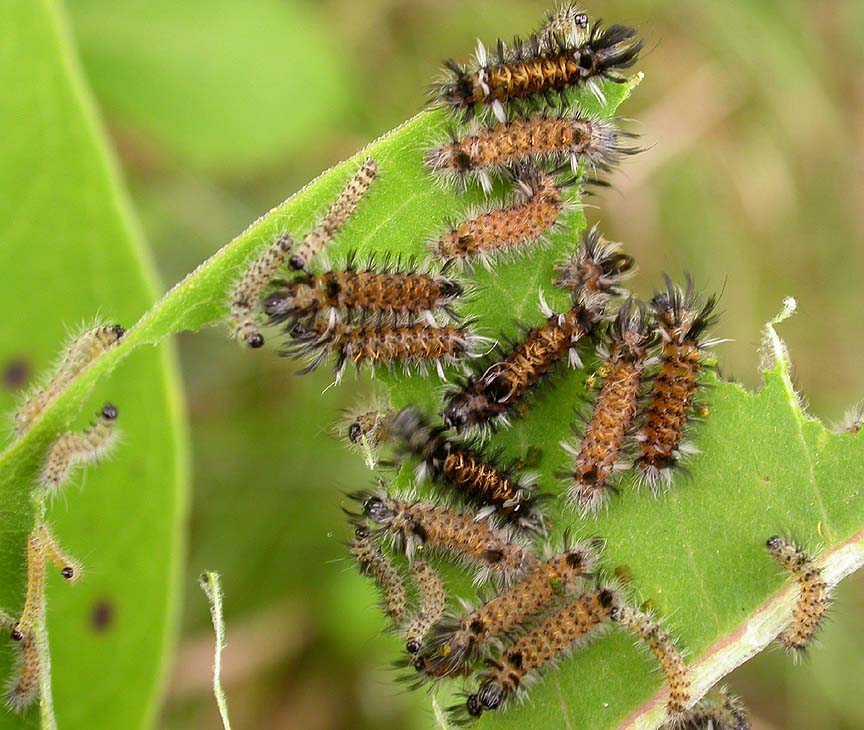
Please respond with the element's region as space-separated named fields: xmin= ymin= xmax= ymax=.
xmin=0 ymin=0 xmax=186 ymax=727
xmin=68 ymin=0 xmax=353 ymax=175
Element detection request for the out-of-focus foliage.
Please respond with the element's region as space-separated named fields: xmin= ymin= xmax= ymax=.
xmin=41 ymin=1 xmax=864 ymax=729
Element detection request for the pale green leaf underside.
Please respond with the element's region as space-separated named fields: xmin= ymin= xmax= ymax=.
xmin=0 ymin=0 xmax=186 ymax=728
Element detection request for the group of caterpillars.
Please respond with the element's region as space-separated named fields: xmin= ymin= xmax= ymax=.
xmin=216 ymin=2 xmax=837 ymax=727
xmin=4 ymin=324 xmax=124 ymax=713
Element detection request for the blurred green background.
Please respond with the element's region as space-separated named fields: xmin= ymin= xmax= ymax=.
xmin=44 ymin=0 xmax=864 ymax=728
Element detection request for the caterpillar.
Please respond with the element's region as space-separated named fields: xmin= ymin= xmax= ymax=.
xmin=15 ymin=323 xmax=124 ymax=436
xmin=635 ymin=275 xmax=719 ymax=488
xmin=350 ymin=523 xmax=407 ymax=626
xmin=766 ymin=536 xmax=828 ymax=653
xmin=611 ymin=605 xmax=690 ymax=716
xmin=458 ymin=587 xmax=618 ymax=720
xmin=288 ymin=158 xmax=379 ymax=271
xmin=663 ymin=686 xmax=750 ymax=730
xmin=284 ymin=318 xmax=487 ymax=383
xmin=336 ymin=399 xmax=395 ymax=469
xmin=38 ymin=403 xmax=119 ymax=492
xmin=563 ymin=299 xmax=654 ymax=515
xmin=430 ymin=166 xmax=576 ymax=266
xmin=425 ymin=113 xmax=634 ymax=194
xmin=4 ymin=634 xmax=39 ymax=712
xmin=352 ymin=490 xmax=537 ymax=585
xmin=228 ymin=232 xmax=294 ymax=348
xmin=390 ymin=407 xmax=543 ymax=531
xmin=443 ymin=292 xmax=601 ymax=434
xmin=416 ymin=540 xmax=597 ymax=679
xmin=537 ymin=4 xmax=590 ymax=51
xmin=839 ymin=401 xmax=864 ymax=434
xmin=404 ymin=559 xmax=447 ymax=655
xmin=553 ymin=225 xmax=636 ymax=300
xmin=434 ymin=18 xmax=642 ymax=123
xmin=263 ymin=256 xmax=462 ymax=326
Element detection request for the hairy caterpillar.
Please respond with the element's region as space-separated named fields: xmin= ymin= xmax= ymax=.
xmin=663 ymin=685 xmax=750 ymax=730
xmin=350 ymin=523 xmax=407 ymax=626
xmin=352 ymin=490 xmax=537 ymax=585
xmin=404 ymin=559 xmax=447 ymax=655
xmin=425 ymin=113 xmax=634 ymax=194
xmin=289 ymin=158 xmax=379 ymax=271
xmin=430 ymin=166 xmax=576 ymax=266
xmin=38 ymin=403 xmax=119 ymax=492
xmin=336 ymin=399 xmax=395 ymax=469
xmin=4 ymin=634 xmax=39 ymax=712
xmin=563 ymin=299 xmax=654 ymax=514
xmin=15 ymin=324 xmax=124 ymax=436
xmin=553 ymin=225 xmax=636 ymax=300
xmin=417 ymin=541 xmax=597 ymax=678
xmin=390 ymin=407 xmax=543 ymax=531
xmin=766 ymin=536 xmax=828 ymax=653
xmin=635 ymin=275 xmax=719 ymax=488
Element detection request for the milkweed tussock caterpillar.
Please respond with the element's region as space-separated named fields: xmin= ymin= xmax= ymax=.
xmin=765 ymin=536 xmax=829 ymax=653
xmin=563 ymin=299 xmax=654 ymax=515
xmin=457 ymin=587 xmax=619 ymax=721
xmin=351 ymin=524 xmax=408 ymax=626
xmin=425 ymin=114 xmax=634 ymax=194
xmin=4 ymin=634 xmax=39 ymax=713
xmin=289 ymin=158 xmax=379 ymax=272
xmin=417 ymin=541 xmax=597 ymax=679
xmin=663 ymin=685 xmax=751 ymax=730
xmin=228 ymin=232 xmax=294 ymax=348
xmin=337 ymin=400 xmax=395 ymax=469
xmin=839 ymin=401 xmax=864 ymax=434
xmin=635 ymin=274 xmax=720 ymax=488
xmin=537 ymin=4 xmax=590 ymax=51
xmin=14 ymin=324 xmax=124 ymax=436
xmin=390 ymin=407 xmax=543 ymax=531
xmin=352 ymin=490 xmax=537 ymax=585
xmin=433 ymin=17 xmax=642 ymax=123
xmin=404 ymin=560 xmax=447 ymax=655
xmin=553 ymin=225 xmax=636 ymax=300
xmin=264 ymin=258 xmax=462 ymax=326
xmin=443 ymin=292 xmax=601 ymax=434
xmin=611 ymin=605 xmax=690 ymax=716
xmin=431 ymin=166 xmax=576 ymax=267
xmin=38 ymin=403 xmax=119 ymax=492
xmin=285 ymin=319 xmax=489 ymax=383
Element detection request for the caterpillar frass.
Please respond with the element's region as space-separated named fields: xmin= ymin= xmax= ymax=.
xmin=263 ymin=256 xmax=462 ymax=326
xmin=563 ymin=299 xmax=654 ymax=515
xmin=416 ymin=540 xmax=597 ymax=679
xmin=284 ymin=318 xmax=488 ymax=383
xmin=663 ymin=685 xmax=751 ymax=730
xmin=456 ymin=587 xmax=619 ymax=720
xmin=404 ymin=559 xmax=447 ymax=656
xmin=433 ymin=17 xmax=642 ymax=123
xmin=38 ymin=403 xmax=119 ymax=492
xmin=634 ymin=275 xmax=720 ymax=488
xmin=430 ymin=166 xmax=576 ymax=267
xmin=228 ymin=232 xmax=294 ymax=348
xmin=553 ymin=225 xmax=636 ymax=301
xmin=15 ymin=323 xmax=124 ymax=436
xmin=350 ymin=523 xmax=408 ymax=626
xmin=351 ymin=490 xmax=537 ymax=585
xmin=442 ymin=292 xmax=602 ymax=435
xmin=611 ymin=605 xmax=691 ymax=717
xmin=390 ymin=407 xmax=544 ymax=531
xmin=425 ymin=113 xmax=634 ymax=194
xmin=766 ymin=536 xmax=828 ymax=653
xmin=4 ymin=634 xmax=39 ymax=712
xmin=288 ymin=158 xmax=379 ymax=271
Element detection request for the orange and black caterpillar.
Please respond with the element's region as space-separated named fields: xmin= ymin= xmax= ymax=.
xmin=390 ymin=407 xmax=543 ymax=531
xmin=351 ymin=490 xmax=537 ymax=585
xmin=434 ymin=19 xmax=642 ymax=123
xmin=442 ymin=292 xmax=601 ymax=435
xmin=553 ymin=225 xmax=636 ymax=300
xmin=663 ymin=686 xmax=750 ymax=730
xmin=404 ymin=559 xmax=447 ymax=656
xmin=430 ymin=166 xmax=576 ymax=266
xmin=415 ymin=541 xmax=596 ymax=679
xmin=456 ymin=587 xmax=619 ymax=721
xmin=635 ymin=275 xmax=719 ymax=488
xmin=766 ymin=536 xmax=828 ymax=653
xmin=425 ymin=113 xmax=634 ymax=194
xmin=263 ymin=255 xmax=462 ymax=325
xmin=350 ymin=523 xmax=408 ymax=626
xmin=283 ymin=318 xmax=487 ymax=383
xmin=563 ymin=299 xmax=654 ymax=515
